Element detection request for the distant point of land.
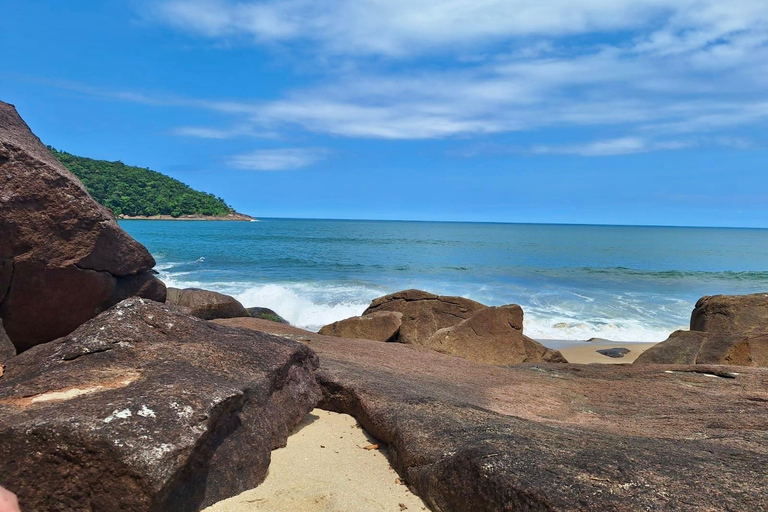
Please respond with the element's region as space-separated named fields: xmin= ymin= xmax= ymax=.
xmin=50 ymin=147 xmax=253 ymax=221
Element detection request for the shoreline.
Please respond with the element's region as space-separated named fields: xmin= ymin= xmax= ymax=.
xmin=118 ymin=213 xmax=256 ymax=221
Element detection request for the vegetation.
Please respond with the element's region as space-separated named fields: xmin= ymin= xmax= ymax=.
xmin=50 ymin=148 xmax=233 ymax=218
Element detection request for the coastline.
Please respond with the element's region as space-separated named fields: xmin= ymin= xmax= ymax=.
xmin=118 ymin=212 xmax=256 ymax=221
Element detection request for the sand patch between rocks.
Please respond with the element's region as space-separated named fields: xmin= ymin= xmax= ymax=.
xmin=204 ymin=409 xmax=428 ymax=512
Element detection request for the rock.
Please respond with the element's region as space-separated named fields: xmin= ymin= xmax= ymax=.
xmin=596 ymin=347 xmax=631 ymax=358
xmin=690 ymin=293 xmax=768 ymax=334
xmin=362 ymin=289 xmax=486 ymax=344
xmin=319 ymin=311 xmax=403 ymax=342
xmin=423 ymin=305 xmax=566 ymax=365
xmin=212 ymin=317 xmax=768 ymax=511
xmin=166 ymin=287 xmax=248 ymax=320
xmin=0 ymin=298 xmax=321 ymax=512
xmin=246 ymin=307 xmax=289 ymax=324
xmin=0 ymin=319 xmax=15 ymax=366
xmin=0 ymin=101 xmax=165 ymax=352
xmin=634 ymin=330 xmax=768 ymax=366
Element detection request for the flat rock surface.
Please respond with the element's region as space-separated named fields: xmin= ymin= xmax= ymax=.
xmin=0 ymin=299 xmax=321 ymax=512
xmin=215 ymin=317 xmax=768 ymax=511
xmin=0 ymin=101 xmax=164 ymax=351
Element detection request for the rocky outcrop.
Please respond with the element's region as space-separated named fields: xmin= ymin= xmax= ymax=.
xmin=634 ymin=330 xmax=768 ymax=366
xmin=0 ymin=298 xmax=321 ymax=512
xmin=0 ymin=101 xmax=165 ymax=352
xmin=636 ymin=293 xmax=768 ymax=366
xmin=166 ymin=287 xmax=248 ymax=320
xmin=0 ymin=319 xmax=15 ymax=366
xmin=213 ymin=317 xmax=768 ymax=511
xmin=690 ymin=293 xmax=768 ymax=334
xmin=319 ymin=311 xmax=403 ymax=342
xmin=362 ymin=289 xmax=486 ymax=344
xmin=424 ymin=305 xmax=565 ymax=364
xmin=246 ymin=307 xmax=289 ymax=324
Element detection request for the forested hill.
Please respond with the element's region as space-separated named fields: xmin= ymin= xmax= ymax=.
xmin=50 ymin=148 xmax=234 ymax=218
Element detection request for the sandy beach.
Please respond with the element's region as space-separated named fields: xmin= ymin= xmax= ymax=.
xmin=204 ymin=409 xmax=428 ymax=512
xmin=558 ymin=342 xmax=658 ymax=364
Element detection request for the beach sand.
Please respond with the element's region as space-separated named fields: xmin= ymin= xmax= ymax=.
xmin=203 ymin=409 xmax=428 ymax=512
xmin=558 ymin=342 xmax=658 ymax=364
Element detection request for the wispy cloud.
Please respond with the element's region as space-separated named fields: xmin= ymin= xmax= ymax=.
xmin=226 ymin=148 xmax=328 ymax=170
xmin=79 ymin=1 xmax=768 ymax=149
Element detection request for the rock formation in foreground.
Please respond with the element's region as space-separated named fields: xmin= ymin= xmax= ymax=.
xmin=0 ymin=101 xmax=166 ymax=352
xmin=636 ymin=293 xmax=768 ymax=366
xmin=166 ymin=287 xmax=249 ymax=320
xmin=215 ymin=317 xmax=768 ymax=511
xmin=0 ymin=298 xmax=321 ymax=512
xmin=323 ymin=289 xmax=564 ymax=365
xmin=319 ymin=311 xmax=403 ymax=341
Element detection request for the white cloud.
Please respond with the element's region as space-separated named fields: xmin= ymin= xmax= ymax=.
xmin=226 ymin=148 xmax=328 ymax=170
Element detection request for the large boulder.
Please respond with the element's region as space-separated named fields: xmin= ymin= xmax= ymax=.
xmin=319 ymin=311 xmax=403 ymax=342
xmin=424 ymin=305 xmax=566 ymax=365
xmin=213 ymin=317 xmax=768 ymax=511
xmin=362 ymin=289 xmax=486 ymax=344
xmin=0 ymin=101 xmax=165 ymax=352
xmin=0 ymin=319 xmax=15 ymax=366
xmin=635 ymin=293 xmax=768 ymax=367
xmin=690 ymin=293 xmax=768 ymax=334
xmin=634 ymin=330 xmax=768 ymax=366
xmin=166 ymin=287 xmax=248 ymax=320
xmin=0 ymin=298 xmax=321 ymax=512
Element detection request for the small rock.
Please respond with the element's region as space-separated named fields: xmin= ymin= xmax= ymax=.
xmin=597 ymin=348 xmax=631 ymax=358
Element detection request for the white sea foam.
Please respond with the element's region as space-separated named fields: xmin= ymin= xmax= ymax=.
xmin=233 ymin=284 xmax=373 ymax=331
xmin=156 ymin=263 xmax=687 ymax=340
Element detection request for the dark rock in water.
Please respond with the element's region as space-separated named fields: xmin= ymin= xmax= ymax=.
xmin=424 ymin=305 xmax=566 ymax=364
xmin=214 ymin=317 xmax=768 ymax=512
xmin=634 ymin=330 xmax=768 ymax=366
xmin=0 ymin=298 xmax=321 ymax=512
xmin=0 ymin=101 xmax=165 ymax=352
xmin=319 ymin=311 xmax=402 ymax=342
xmin=362 ymin=289 xmax=486 ymax=344
xmin=596 ymin=347 xmax=631 ymax=358
xmin=246 ymin=307 xmax=289 ymax=324
xmin=691 ymin=293 xmax=768 ymax=334
xmin=0 ymin=319 xmax=15 ymax=365
xmin=166 ymin=287 xmax=248 ymax=320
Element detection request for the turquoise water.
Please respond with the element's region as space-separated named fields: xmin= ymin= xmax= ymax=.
xmin=120 ymin=219 xmax=768 ymax=341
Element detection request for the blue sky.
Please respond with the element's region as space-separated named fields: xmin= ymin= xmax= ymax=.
xmin=1 ymin=0 xmax=767 ymax=227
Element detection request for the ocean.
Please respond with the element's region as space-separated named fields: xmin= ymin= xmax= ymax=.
xmin=120 ymin=219 xmax=768 ymax=342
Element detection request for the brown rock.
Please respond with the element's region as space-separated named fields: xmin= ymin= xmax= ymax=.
xmin=424 ymin=305 xmax=566 ymax=365
xmin=634 ymin=329 xmax=768 ymax=366
xmin=0 ymin=298 xmax=321 ymax=512
xmin=690 ymin=293 xmax=768 ymax=334
xmin=166 ymin=287 xmax=248 ymax=320
xmin=0 ymin=101 xmax=165 ymax=352
xmin=0 ymin=319 xmax=15 ymax=365
xmin=362 ymin=289 xmax=486 ymax=344
xmin=214 ymin=317 xmax=768 ymax=511
xmin=319 ymin=311 xmax=403 ymax=342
